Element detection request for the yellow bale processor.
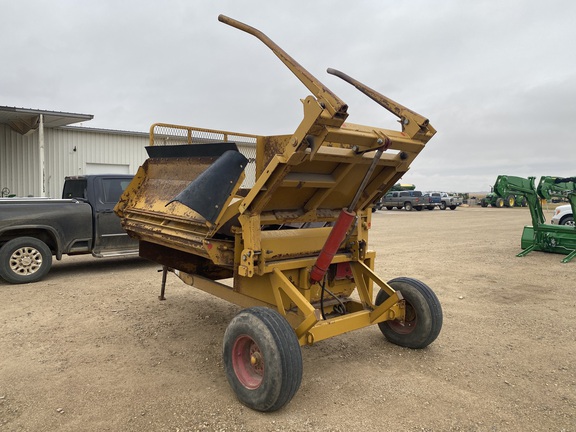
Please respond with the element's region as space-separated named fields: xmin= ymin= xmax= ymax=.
xmin=115 ymin=15 xmax=442 ymax=412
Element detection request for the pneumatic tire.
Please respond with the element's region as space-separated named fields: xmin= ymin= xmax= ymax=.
xmin=404 ymin=202 xmax=413 ymax=211
xmin=561 ymin=216 xmax=575 ymax=227
xmin=0 ymin=237 xmax=53 ymax=284
xmin=223 ymin=307 xmax=303 ymax=412
xmin=375 ymin=277 xmax=443 ymax=349
xmin=505 ymin=195 xmax=515 ymax=207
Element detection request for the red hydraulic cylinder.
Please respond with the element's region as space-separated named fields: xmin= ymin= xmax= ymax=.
xmin=309 ymin=209 xmax=356 ymax=284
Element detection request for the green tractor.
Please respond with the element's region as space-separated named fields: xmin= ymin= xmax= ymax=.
xmin=481 ymin=175 xmax=528 ymax=208
xmin=493 ymin=175 xmax=576 ymax=263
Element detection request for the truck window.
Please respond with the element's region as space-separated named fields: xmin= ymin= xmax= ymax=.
xmin=62 ymin=180 xmax=87 ymax=199
xmin=102 ymin=179 xmax=129 ymax=203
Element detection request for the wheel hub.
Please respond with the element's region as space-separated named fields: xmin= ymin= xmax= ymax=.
xmin=10 ymin=247 xmax=42 ymax=275
xmin=232 ymin=335 xmax=264 ymax=389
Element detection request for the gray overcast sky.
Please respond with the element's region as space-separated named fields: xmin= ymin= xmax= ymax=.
xmin=2 ymin=0 xmax=575 ymax=192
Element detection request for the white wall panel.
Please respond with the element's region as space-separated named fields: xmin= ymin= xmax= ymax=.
xmin=1 ymin=125 xmax=149 ymax=198
xmin=2 ymin=124 xmax=258 ymax=198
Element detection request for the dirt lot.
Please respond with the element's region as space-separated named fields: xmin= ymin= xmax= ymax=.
xmin=1 ymin=206 xmax=575 ymax=431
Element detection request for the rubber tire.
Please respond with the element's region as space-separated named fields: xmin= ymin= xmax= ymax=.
xmin=427 ymin=206 xmax=434 ymax=210
xmin=0 ymin=237 xmax=53 ymax=284
xmin=396 ymin=206 xmax=403 ymax=210
xmin=481 ymin=200 xmax=488 ymax=208
xmin=375 ymin=277 xmax=443 ymax=349
xmin=505 ymin=195 xmax=515 ymax=207
xmin=560 ymin=216 xmax=575 ymax=227
xmin=223 ymin=307 xmax=303 ymax=412
xmin=449 ymin=206 xmax=457 ymax=210
xmin=404 ymin=202 xmax=413 ymax=211
xmin=439 ymin=202 xmax=447 ymax=210
xmin=495 ymin=198 xmax=504 ymax=208
xmin=415 ymin=206 xmax=423 ymax=211
xmin=386 ymin=206 xmax=394 ymax=211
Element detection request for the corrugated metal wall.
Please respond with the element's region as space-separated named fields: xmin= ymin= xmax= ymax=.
xmin=0 ymin=124 xmax=41 ymax=197
xmin=1 ymin=125 xmax=149 ymax=198
xmin=44 ymin=127 xmax=150 ymax=197
xmin=1 ymin=124 xmax=258 ymax=198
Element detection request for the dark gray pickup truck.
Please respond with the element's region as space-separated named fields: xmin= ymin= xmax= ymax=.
xmin=0 ymin=175 xmax=138 ymax=284
xmin=375 ymin=190 xmax=432 ymax=211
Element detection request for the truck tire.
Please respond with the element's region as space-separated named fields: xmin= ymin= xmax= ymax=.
xmin=449 ymin=205 xmax=457 ymax=210
xmin=493 ymin=198 xmax=504 ymax=208
xmin=439 ymin=202 xmax=447 ymax=210
xmin=375 ymin=277 xmax=443 ymax=349
xmin=386 ymin=206 xmax=394 ymax=211
xmin=427 ymin=206 xmax=434 ymax=210
xmin=560 ymin=216 xmax=575 ymax=227
xmin=223 ymin=307 xmax=302 ymax=412
xmin=481 ymin=199 xmax=488 ymax=207
xmin=0 ymin=237 xmax=53 ymax=284
xmin=415 ymin=206 xmax=423 ymax=211
xmin=404 ymin=202 xmax=413 ymax=211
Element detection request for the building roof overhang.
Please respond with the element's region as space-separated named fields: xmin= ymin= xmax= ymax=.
xmin=0 ymin=106 xmax=94 ymax=135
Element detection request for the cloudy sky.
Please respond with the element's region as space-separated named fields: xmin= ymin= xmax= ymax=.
xmin=2 ymin=0 xmax=575 ymax=192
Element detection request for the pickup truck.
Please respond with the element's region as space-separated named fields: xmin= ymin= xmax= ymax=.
xmin=0 ymin=175 xmax=139 ymax=284
xmin=376 ymin=190 xmax=432 ymax=211
xmin=426 ymin=192 xmax=462 ymax=210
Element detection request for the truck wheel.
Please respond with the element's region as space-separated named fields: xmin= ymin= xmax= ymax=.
xmin=427 ymin=206 xmax=434 ymax=210
xmin=560 ymin=216 xmax=575 ymax=227
xmin=449 ymin=205 xmax=457 ymax=210
xmin=396 ymin=206 xmax=403 ymax=210
xmin=386 ymin=206 xmax=394 ymax=211
xmin=375 ymin=277 xmax=443 ymax=349
xmin=404 ymin=202 xmax=413 ymax=211
xmin=494 ymin=198 xmax=504 ymax=208
xmin=415 ymin=206 xmax=422 ymax=211
xmin=481 ymin=200 xmax=488 ymax=207
xmin=223 ymin=307 xmax=302 ymax=412
xmin=0 ymin=237 xmax=53 ymax=284
xmin=439 ymin=202 xmax=447 ymax=210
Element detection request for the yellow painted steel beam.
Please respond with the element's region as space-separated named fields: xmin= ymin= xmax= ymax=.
xmin=304 ymin=302 xmax=405 ymax=345
xmin=175 ymin=271 xmax=273 ymax=309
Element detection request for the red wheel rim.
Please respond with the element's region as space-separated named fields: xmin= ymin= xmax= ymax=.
xmin=232 ymin=335 xmax=264 ymax=389
xmin=387 ymin=303 xmax=417 ymax=334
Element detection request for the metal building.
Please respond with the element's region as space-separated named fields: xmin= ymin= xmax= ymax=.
xmin=0 ymin=106 xmax=149 ymax=198
xmin=1 ymin=106 xmax=258 ymax=199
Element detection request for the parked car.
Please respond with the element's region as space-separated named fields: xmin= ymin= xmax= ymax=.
xmin=0 ymin=175 xmax=138 ymax=284
xmin=550 ymin=204 xmax=574 ymax=226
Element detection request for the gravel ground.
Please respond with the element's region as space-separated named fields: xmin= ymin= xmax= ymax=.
xmin=1 ymin=205 xmax=575 ymax=431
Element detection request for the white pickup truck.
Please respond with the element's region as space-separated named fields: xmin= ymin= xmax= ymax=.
xmin=551 ymin=204 xmax=574 ymax=226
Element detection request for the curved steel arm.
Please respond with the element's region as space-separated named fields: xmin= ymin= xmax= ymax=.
xmin=327 ymin=67 xmax=430 ymax=130
xmin=218 ymin=15 xmax=348 ymax=118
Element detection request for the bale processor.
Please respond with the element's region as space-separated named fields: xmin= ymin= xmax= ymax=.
xmin=115 ymin=15 xmax=442 ymax=412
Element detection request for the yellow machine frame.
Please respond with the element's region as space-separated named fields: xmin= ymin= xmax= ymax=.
xmin=115 ymin=15 xmax=436 ymax=348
